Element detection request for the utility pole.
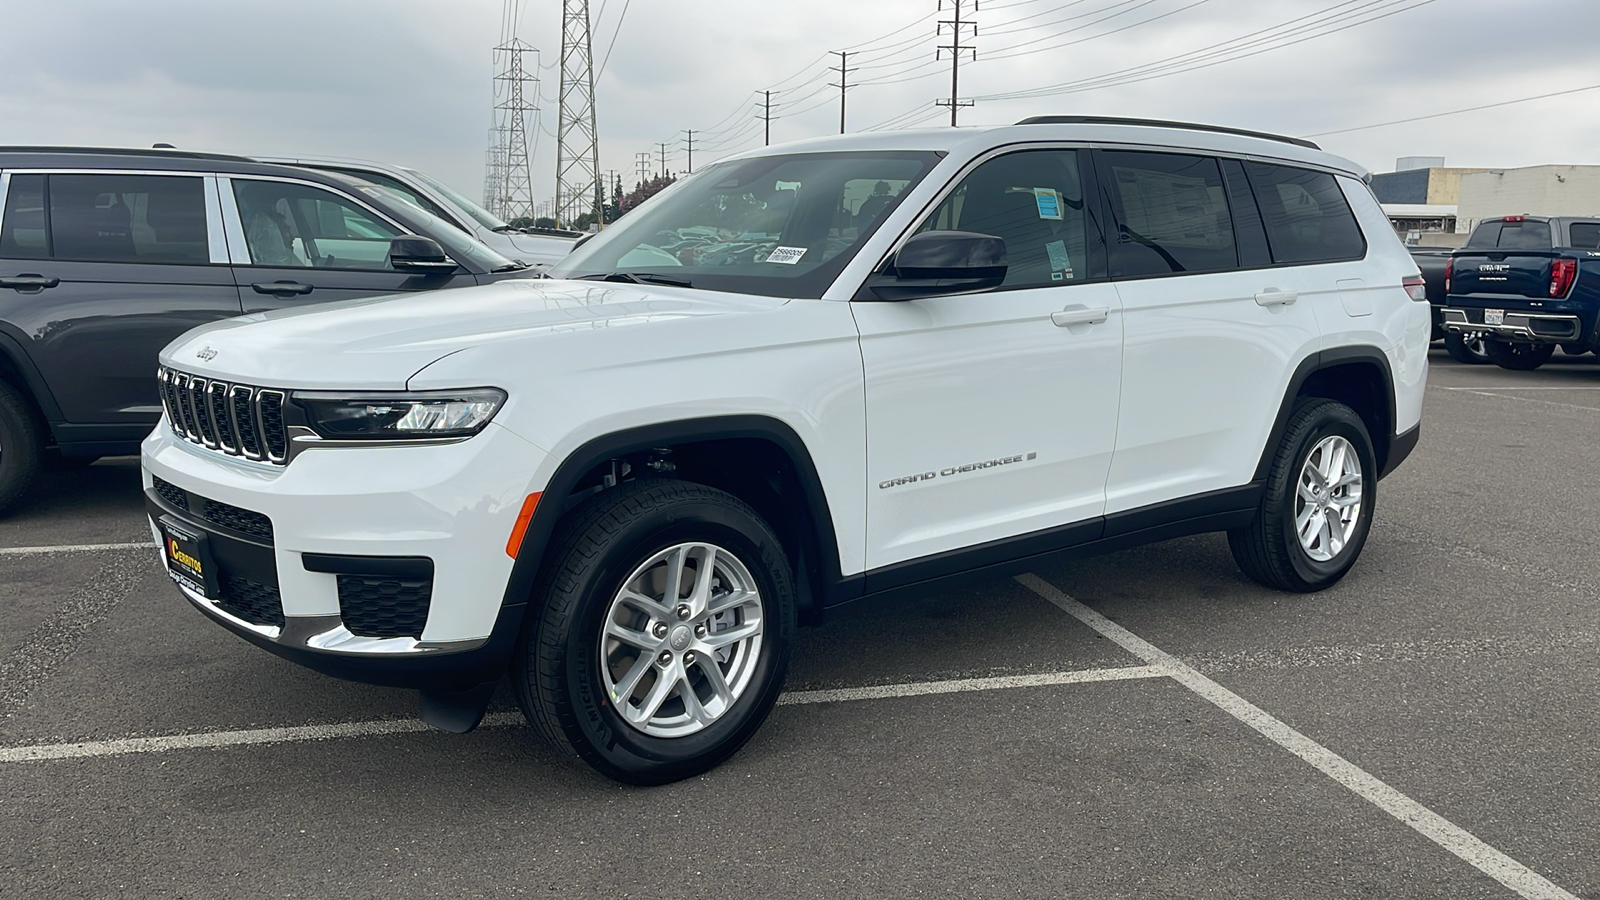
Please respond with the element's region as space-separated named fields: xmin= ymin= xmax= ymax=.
xmin=557 ymin=0 xmax=601 ymax=228
xmin=829 ymin=50 xmax=856 ymax=134
xmin=762 ymin=90 xmax=773 ymax=146
xmin=936 ymin=0 xmax=977 ymax=126
xmin=634 ymin=151 xmax=651 ymax=188
xmin=657 ymin=142 xmax=669 ymax=177
xmin=684 ymin=130 xmax=695 ymax=174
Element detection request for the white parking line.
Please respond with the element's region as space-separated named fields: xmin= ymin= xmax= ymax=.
xmin=1014 ymin=573 xmax=1580 ymax=900
xmin=1442 ymin=389 xmax=1600 ymax=413
xmin=0 ymin=665 xmax=1163 ymax=763
xmin=0 ymin=541 xmax=156 ymax=557
xmin=1441 ymin=386 xmax=1600 ymax=390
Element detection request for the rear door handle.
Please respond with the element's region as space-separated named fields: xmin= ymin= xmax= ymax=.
xmin=1254 ymin=289 xmax=1298 ymax=307
xmin=0 ymin=275 xmax=61 ymax=292
xmin=251 ymin=281 xmax=314 ymax=296
xmin=1051 ymin=305 xmax=1110 ymax=327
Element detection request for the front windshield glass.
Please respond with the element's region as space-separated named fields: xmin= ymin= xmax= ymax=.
xmin=404 ymin=166 xmax=510 ymax=232
xmin=547 ymin=151 xmax=943 ymax=298
xmin=353 ymin=184 xmax=523 ymax=272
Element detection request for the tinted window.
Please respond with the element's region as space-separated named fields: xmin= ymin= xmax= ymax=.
xmin=1569 ymin=222 xmax=1600 ymax=249
xmin=318 ymin=167 xmax=456 ymax=223
xmin=46 ymin=174 xmax=209 ymax=264
xmin=0 ymin=174 xmax=48 ymax=258
xmin=1496 ymin=220 xmax=1551 ymax=250
xmin=916 ymin=149 xmax=1095 ymax=288
xmin=1467 ymin=221 xmax=1502 ymax=248
xmin=1101 ymin=151 xmax=1236 ymax=277
xmin=233 ymin=179 xmax=401 ymax=269
xmin=1245 ymin=163 xmax=1365 ymax=264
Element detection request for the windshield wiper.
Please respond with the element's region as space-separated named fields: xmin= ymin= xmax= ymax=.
xmin=578 ymin=272 xmax=694 ymax=288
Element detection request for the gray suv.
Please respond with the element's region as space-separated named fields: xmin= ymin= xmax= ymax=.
xmin=0 ymin=146 xmax=538 ymax=513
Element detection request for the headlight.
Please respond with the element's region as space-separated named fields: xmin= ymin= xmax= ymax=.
xmin=292 ymin=388 xmax=507 ymax=440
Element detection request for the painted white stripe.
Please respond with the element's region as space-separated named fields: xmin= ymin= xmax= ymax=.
xmin=1443 ymin=389 xmax=1600 ymax=413
xmin=0 ymin=666 xmax=1162 ymax=763
xmin=1442 ymin=386 xmax=1600 ymax=391
xmin=776 ymin=665 xmax=1166 ymax=706
xmin=1015 ymin=573 xmax=1580 ymax=900
xmin=0 ymin=541 xmax=156 ymax=557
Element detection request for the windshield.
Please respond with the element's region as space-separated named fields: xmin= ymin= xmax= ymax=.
xmin=404 ymin=166 xmax=510 ymax=232
xmin=353 ymin=184 xmax=523 ymax=272
xmin=547 ymin=151 xmax=943 ymax=298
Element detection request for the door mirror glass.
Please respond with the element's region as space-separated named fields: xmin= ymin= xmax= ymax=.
xmin=388 ymin=234 xmax=456 ymax=272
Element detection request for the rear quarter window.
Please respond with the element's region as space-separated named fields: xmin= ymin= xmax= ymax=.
xmin=1566 ymin=222 xmax=1600 ymax=249
xmin=1245 ymin=163 xmax=1365 ymax=264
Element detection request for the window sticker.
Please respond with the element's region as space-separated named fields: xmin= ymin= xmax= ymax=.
xmin=765 ymin=246 xmax=808 ymax=265
xmin=1045 ymin=240 xmax=1074 ymax=280
xmin=1033 ymin=188 xmax=1063 ymax=221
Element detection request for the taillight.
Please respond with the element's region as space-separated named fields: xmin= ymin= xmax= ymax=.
xmin=1550 ymin=258 xmax=1577 ymax=298
xmin=1503 ymin=215 xmax=1525 ymax=223
xmin=1402 ymin=275 xmax=1427 ymax=301
xmin=1444 ymin=257 xmax=1453 ymax=293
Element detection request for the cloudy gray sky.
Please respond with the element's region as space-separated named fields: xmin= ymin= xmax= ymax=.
xmin=3 ymin=0 xmax=1597 ymax=211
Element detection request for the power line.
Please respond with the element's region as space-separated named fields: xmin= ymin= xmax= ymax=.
xmin=596 ymin=0 xmax=633 ymax=79
xmin=1305 ymin=82 xmax=1600 ymax=138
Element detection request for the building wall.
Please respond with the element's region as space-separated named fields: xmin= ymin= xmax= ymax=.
xmin=1425 ymin=168 xmax=1491 ymax=205
xmin=1369 ymin=167 xmax=1490 ymax=205
xmin=1456 ymin=166 xmax=1600 ymax=232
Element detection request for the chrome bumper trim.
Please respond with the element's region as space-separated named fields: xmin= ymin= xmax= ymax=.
xmin=1441 ymin=307 xmax=1581 ymax=342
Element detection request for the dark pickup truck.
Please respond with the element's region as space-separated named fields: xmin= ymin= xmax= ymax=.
xmin=1441 ymin=215 xmax=1600 ymax=369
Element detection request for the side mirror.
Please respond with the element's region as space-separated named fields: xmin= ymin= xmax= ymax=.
xmin=388 ymin=235 xmax=457 ymax=273
xmin=862 ymin=231 xmax=1008 ymax=301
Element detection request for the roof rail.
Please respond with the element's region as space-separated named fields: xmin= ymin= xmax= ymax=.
xmin=1013 ymin=116 xmax=1320 ymax=150
xmin=0 ymin=145 xmax=256 ymax=162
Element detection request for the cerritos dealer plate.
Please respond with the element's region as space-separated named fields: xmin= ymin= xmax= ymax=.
xmin=160 ymin=516 xmax=219 ymax=599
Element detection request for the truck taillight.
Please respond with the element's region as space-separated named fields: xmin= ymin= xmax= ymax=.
xmin=1444 ymin=257 xmax=1453 ymax=293
xmin=1503 ymin=215 xmax=1525 ymax=223
xmin=1402 ymin=275 xmax=1427 ymax=301
xmin=1550 ymin=258 xmax=1577 ymax=298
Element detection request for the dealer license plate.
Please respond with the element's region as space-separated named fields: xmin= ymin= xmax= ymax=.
xmin=160 ymin=516 xmax=219 ymax=599
xmin=1484 ymin=308 xmax=1505 ymax=325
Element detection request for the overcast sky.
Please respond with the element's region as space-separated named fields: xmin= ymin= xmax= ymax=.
xmin=3 ymin=0 xmax=1598 ymax=212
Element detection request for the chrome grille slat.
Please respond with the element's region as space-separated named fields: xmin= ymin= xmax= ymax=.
xmin=159 ymin=367 xmax=289 ymax=467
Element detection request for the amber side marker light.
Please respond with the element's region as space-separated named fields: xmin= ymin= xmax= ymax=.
xmin=506 ymin=492 xmax=542 ymax=558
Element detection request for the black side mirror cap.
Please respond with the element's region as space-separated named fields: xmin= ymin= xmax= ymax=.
xmin=859 ymin=230 xmax=1008 ymax=301
xmin=388 ymin=235 xmax=457 ymax=273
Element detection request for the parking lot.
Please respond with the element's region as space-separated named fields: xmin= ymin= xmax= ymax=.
xmin=2 ymin=347 xmax=1596 ymax=899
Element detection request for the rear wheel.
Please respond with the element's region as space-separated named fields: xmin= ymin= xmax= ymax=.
xmin=1560 ymin=343 xmax=1592 ymax=357
xmin=1443 ymin=331 xmax=1491 ymax=364
xmin=0 ymin=381 xmax=44 ymax=515
xmin=516 ymin=479 xmax=795 ymax=785
xmin=1485 ymin=340 xmax=1555 ymax=371
xmin=1229 ymin=399 xmax=1375 ymax=593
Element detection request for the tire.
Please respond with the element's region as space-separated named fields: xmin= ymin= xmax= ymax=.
xmin=1560 ymin=343 xmax=1591 ymax=357
xmin=1229 ymin=399 xmax=1376 ymax=593
xmin=1485 ymin=340 xmax=1555 ymax=371
xmin=515 ymin=478 xmax=796 ymax=785
xmin=0 ymin=380 xmax=44 ymax=515
xmin=1443 ymin=331 xmax=1491 ymax=365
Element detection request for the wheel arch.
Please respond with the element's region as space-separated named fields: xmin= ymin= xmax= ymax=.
xmin=0 ymin=330 xmax=61 ymax=425
xmin=1255 ymin=347 xmax=1397 ymax=484
xmin=501 ymin=415 xmax=848 ymax=627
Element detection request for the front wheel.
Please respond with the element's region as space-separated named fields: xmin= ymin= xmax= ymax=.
xmin=516 ymin=479 xmax=795 ymax=785
xmin=0 ymin=380 xmax=44 ymax=516
xmin=1443 ymin=331 xmax=1491 ymax=364
xmin=1229 ymin=399 xmax=1376 ymax=592
xmin=1485 ymin=340 xmax=1555 ymax=371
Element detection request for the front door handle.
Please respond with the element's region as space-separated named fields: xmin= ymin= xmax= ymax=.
xmin=251 ymin=281 xmax=314 ymax=297
xmin=1051 ymin=306 xmax=1110 ymax=327
xmin=1254 ymin=289 xmax=1298 ymax=307
xmin=0 ymin=275 xmax=61 ymax=293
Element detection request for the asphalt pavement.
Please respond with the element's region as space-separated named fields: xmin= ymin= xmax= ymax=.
xmin=2 ymin=347 xmax=1597 ymax=899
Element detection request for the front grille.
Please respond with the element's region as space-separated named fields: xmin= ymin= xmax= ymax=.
xmin=151 ymin=475 xmax=189 ymax=511
xmin=218 ymin=573 xmax=285 ymax=628
xmin=158 ymin=368 xmax=290 ymax=465
xmin=201 ymin=499 xmax=274 ymax=541
xmin=337 ymin=575 xmax=433 ymax=639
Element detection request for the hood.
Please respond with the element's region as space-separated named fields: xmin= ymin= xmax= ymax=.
xmin=160 ymin=279 xmax=787 ymax=390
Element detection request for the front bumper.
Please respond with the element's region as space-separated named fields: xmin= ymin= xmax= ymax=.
xmin=141 ymin=417 xmax=549 ymax=689
xmin=1440 ymin=307 xmax=1582 ymax=343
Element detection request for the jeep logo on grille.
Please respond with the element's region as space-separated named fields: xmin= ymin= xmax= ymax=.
xmin=195 ymin=346 xmax=218 ymax=361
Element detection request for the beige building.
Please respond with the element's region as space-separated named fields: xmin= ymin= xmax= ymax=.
xmin=1456 ymin=165 xmax=1600 ymax=232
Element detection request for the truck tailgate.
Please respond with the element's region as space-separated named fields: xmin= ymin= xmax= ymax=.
xmin=1448 ymin=250 xmax=1557 ymax=300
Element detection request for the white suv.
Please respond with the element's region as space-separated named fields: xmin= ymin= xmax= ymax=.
xmin=142 ymin=117 xmax=1428 ymax=784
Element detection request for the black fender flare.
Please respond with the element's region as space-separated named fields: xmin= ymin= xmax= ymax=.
xmin=1254 ymin=346 xmax=1397 ymax=483
xmin=499 ymin=415 xmax=853 ymax=620
xmin=0 ymin=328 xmax=63 ymax=424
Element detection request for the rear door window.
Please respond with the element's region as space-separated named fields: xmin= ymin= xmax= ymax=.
xmin=1099 ymin=151 xmax=1237 ymax=277
xmin=28 ymin=174 xmax=210 ymax=264
xmin=232 ymin=179 xmax=401 ymax=269
xmin=1245 ymin=163 xmax=1365 ymax=264
xmin=1569 ymin=222 xmax=1600 ymax=249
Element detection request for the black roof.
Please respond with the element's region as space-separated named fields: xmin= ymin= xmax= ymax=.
xmin=1014 ymin=116 xmax=1320 ymax=150
xmin=0 ymin=145 xmax=256 ymax=162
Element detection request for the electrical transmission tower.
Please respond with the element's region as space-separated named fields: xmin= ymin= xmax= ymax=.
xmin=482 ymin=124 xmax=508 ymax=215
xmin=556 ymin=0 xmax=602 ymax=229
xmin=484 ymin=0 xmax=539 ymax=222
xmin=936 ymin=0 xmax=977 ymax=126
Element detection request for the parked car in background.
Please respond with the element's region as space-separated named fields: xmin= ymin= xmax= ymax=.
xmin=1441 ymin=215 xmax=1600 ymax=369
xmin=0 ymin=146 xmax=539 ymax=513
xmin=1409 ymin=245 xmax=1488 ymax=363
xmin=256 ymin=155 xmax=581 ymax=267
